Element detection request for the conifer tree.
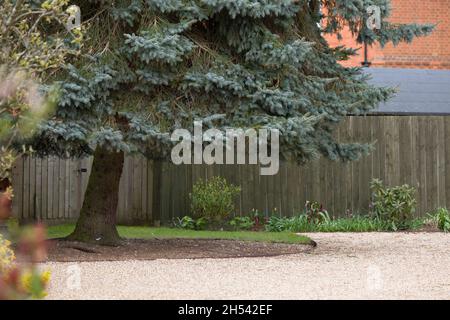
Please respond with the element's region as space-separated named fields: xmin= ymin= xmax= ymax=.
xmin=31 ymin=0 xmax=433 ymax=244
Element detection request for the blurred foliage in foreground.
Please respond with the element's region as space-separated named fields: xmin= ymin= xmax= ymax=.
xmin=0 ymin=0 xmax=84 ymax=300
xmin=0 ymin=225 xmax=50 ymax=300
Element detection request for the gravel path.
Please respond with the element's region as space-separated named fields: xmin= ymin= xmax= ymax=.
xmin=43 ymin=233 xmax=450 ymax=300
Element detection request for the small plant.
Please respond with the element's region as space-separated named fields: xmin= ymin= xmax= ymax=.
xmin=304 ymin=201 xmax=330 ymax=224
xmin=370 ymin=179 xmax=417 ymax=230
xmin=427 ymin=208 xmax=450 ymax=232
xmin=229 ymin=216 xmax=255 ymax=231
xmin=190 ymin=176 xmax=241 ymax=221
xmin=265 ymin=215 xmax=306 ymax=232
xmin=173 ymin=216 xmax=207 ymax=230
xmin=251 ymin=209 xmax=269 ymax=230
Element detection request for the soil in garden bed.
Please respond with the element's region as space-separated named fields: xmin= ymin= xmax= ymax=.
xmin=46 ymin=238 xmax=315 ymax=262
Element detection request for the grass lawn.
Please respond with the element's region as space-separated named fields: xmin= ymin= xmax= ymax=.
xmin=46 ymin=224 xmax=312 ymax=245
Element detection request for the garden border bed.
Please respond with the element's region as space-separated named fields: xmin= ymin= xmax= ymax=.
xmin=46 ymin=238 xmax=316 ymax=262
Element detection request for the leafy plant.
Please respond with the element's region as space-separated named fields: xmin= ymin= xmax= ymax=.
xmin=427 ymin=208 xmax=450 ymax=232
xmin=265 ymin=214 xmax=424 ymax=233
xmin=250 ymin=209 xmax=269 ymax=230
xmin=173 ymin=216 xmax=207 ymax=231
xmin=265 ymin=215 xmax=309 ymax=232
xmin=190 ymin=177 xmax=241 ymax=222
xmin=370 ymin=179 xmax=417 ymax=230
xmin=229 ymin=216 xmax=255 ymax=231
xmin=304 ymin=201 xmax=330 ymax=224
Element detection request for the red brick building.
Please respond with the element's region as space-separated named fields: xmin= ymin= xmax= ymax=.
xmin=325 ymin=0 xmax=450 ymax=69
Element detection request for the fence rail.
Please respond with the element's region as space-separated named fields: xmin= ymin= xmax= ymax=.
xmin=11 ymin=116 xmax=450 ymax=224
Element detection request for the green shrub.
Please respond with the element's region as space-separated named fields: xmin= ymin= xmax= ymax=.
xmin=427 ymin=208 xmax=450 ymax=232
xmin=265 ymin=215 xmax=309 ymax=232
xmin=173 ymin=216 xmax=207 ymax=230
xmin=304 ymin=201 xmax=330 ymax=224
xmin=190 ymin=176 xmax=241 ymax=221
xmin=370 ymin=179 xmax=417 ymax=230
xmin=265 ymin=201 xmax=330 ymax=232
xmin=229 ymin=216 xmax=255 ymax=230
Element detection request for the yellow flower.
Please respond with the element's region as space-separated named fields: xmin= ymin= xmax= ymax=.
xmin=20 ymin=271 xmax=33 ymax=292
xmin=41 ymin=270 xmax=51 ymax=286
xmin=19 ymin=269 xmax=51 ymax=299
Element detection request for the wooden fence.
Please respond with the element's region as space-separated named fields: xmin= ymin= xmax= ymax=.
xmin=11 ymin=116 xmax=450 ymax=224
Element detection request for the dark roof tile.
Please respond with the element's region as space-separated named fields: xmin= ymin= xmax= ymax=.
xmin=366 ymin=68 xmax=450 ymax=114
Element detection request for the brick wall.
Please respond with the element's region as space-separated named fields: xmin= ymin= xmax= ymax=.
xmin=324 ymin=0 xmax=450 ymax=69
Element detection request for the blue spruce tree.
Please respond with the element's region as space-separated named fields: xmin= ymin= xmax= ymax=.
xmin=32 ymin=0 xmax=433 ymax=244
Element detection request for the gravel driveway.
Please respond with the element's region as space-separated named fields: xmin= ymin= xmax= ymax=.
xmin=43 ymin=233 xmax=450 ymax=300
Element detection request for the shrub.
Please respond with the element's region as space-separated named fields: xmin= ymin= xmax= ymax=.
xmin=427 ymin=208 xmax=450 ymax=232
xmin=190 ymin=177 xmax=241 ymax=221
xmin=229 ymin=216 xmax=255 ymax=230
xmin=265 ymin=215 xmax=309 ymax=232
xmin=173 ymin=216 xmax=207 ymax=230
xmin=265 ymin=201 xmax=330 ymax=232
xmin=370 ymin=179 xmax=417 ymax=230
xmin=304 ymin=201 xmax=330 ymax=224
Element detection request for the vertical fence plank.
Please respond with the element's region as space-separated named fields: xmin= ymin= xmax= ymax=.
xmin=35 ymin=158 xmax=42 ymax=220
xmin=40 ymin=158 xmax=48 ymax=220
xmin=22 ymin=156 xmax=30 ymax=220
xmin=58 ymin=158 xmax=65 ymax=220
xmin=29 ymin=158 xmax=36 ymax=220
xmin=160 ymin=162 xmax=170 ymax=225
xmin=132 ymin=156 xmax=142 ymax=222
xmin=68 ymin=159 xmax=77 ymax=219
xmin=333 ymin=124 xmax=344 ymax=217
xmin=445 ymin=117 xmax=450 ymax=208
xmin=399 ymin=116 xmax=413 ymax=185
xmin=64 ymin=160 xmax=70 ymax=219
xmin=146 ymin=160 xmax=154 ymax=222
xmin=426 ymin=117 xmax=439 ymax=213
xmin=352 ymin=119 xmax=361 ymax=213
xmin=46 ymin=157 xmax=53 ymax=220
xmin=436 ymin=117 xmax=446 ymax=208
xmin=11 ymin=158 xmax=24 ymax=219
xmin=385 ymin=117 xmax=400 ymax=186
xmin=52 ymin=157 xmax=59 ymax=219
xmin=417 ymin=117 xmax=428 ymax=216
xmin=409 ymin=116 xmax=419 ymax=213
xmin=345 ymin=117 xmax=354 ymax=214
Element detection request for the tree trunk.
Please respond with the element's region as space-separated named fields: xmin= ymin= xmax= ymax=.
xmin=67 ymin=146 xmax=124 ymax=246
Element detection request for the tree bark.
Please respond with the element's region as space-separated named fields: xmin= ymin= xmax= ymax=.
xmin=67 ymin=146 xmax=124 ymax=246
